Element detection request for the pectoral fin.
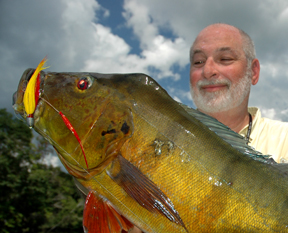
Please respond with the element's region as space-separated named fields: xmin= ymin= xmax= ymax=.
xmin=83 ymin=191 xmax=134 ymax=233
xmin=107 ymin=155 xmax=187 ymax=231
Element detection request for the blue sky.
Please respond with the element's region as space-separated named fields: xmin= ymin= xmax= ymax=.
xmin=2 ymin=0 xmax=288 ymax=121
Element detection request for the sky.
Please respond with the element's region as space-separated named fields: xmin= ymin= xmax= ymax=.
xmin=2 ymin=0 xmax=288 ymax=119
xmin=1 ymin=0 xmax=288 ymax=167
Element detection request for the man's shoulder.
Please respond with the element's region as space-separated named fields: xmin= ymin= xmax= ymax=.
xmin=249 ymin=108 xmax=288 ymax=162
xmin=249 ymin=107 xmax=288 ymax=130
xmin=249 ymin=107 xmax=288 ymax=137
xmin=258 ymin=115 xmax=288 ymax=135
xmin=260 ymin=116 xmax=288 ymax=127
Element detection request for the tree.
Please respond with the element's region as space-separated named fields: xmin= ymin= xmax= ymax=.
xmin=0 ymin=109 xmax=84 ymax=233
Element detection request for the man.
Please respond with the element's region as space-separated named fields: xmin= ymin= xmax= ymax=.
xmin=190 ymin=23 xmax=288 ymax=163
xmin=131 ymin=23 xmax=288 ymax=233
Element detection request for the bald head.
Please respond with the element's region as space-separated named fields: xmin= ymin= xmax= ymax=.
xmin=190 ymin=23 xmax=256 ymax=67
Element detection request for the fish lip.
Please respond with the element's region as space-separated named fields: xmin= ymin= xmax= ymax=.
xmin=12 ymin=91 xmax=17 ymax=106
xmin=13 ymin=68 xmax=35 ymax=115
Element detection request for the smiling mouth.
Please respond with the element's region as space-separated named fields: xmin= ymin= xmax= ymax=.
xmin=200 ymin=84 xmax=228 ymax=92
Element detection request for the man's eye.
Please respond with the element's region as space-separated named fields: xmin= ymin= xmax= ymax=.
xmin=221 ymin=57 xmax=233 ymax=62
xmin=194 ymin=60 xmax=204 ymax=65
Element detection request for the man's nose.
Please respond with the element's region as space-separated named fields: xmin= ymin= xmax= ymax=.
xmin=202 ymin=58 xmax=218 ymax=79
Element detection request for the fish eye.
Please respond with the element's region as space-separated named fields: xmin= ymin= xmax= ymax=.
xmin=77 ymin=77 xmax=91 ymax=90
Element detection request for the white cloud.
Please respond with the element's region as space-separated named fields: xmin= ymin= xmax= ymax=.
xmin=40 ymin=153 xmax=61 ymax=167
xmin=82 ymin=0 xmax=189 ymax=81
xmin=62 ymin=0 xmax=99 ymax=23
xmin=173 ymin=96 xmax=181 ymax=103
xmin=261 ymin=108 xmax=278 ymax=120
xmin=123 ymin=0 xmax=158 ymax=49
xmin=167 ymin=87 xmax=193 ymax=105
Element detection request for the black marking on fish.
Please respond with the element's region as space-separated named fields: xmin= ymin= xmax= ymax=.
xmin=107 ymin=155 xmax=188 ymax=232
xmin=101 ymin=129 xmax=116 ymax=136
xmin=121 ymin=122 xmax=130 ymax=134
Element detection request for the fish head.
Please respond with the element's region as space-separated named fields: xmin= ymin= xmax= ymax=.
xmin=13 ymin=69 xmax=134 ymax=178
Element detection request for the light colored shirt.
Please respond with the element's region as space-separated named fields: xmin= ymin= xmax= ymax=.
xmin=239 ymin=107 xmax=288 ymax=163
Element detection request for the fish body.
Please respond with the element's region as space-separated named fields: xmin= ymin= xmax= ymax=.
xmin=13 ymin=69 xmax=288 ymax=232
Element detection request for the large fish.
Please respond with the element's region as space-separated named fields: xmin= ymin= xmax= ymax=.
xmin=13 ymin=60 xmax=288 ymax=232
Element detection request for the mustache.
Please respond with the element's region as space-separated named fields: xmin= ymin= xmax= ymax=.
xmin=197 ymin=79 xmax=231 ymax=89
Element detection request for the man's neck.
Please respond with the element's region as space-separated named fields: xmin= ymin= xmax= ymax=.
xmin=199 ymin=107 xmax=250 ymax=133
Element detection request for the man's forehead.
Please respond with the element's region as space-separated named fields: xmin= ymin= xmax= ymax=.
xmin=192 ymin=27 xmax=243 ymax=54
xmin=192 ymin=47 xmax=237 ymax=55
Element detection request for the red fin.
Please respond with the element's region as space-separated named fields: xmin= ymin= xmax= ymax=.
xmin=107 ymin=155 xmax=187 ymax=231
xmin=83 ymin=191 xmax=134 ymax=233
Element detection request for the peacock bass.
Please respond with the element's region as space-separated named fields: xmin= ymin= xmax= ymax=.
xmin=13 ymin=59 xmax=288 ymax=232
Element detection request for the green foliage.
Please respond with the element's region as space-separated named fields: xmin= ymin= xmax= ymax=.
xmin=0 ymin=109 xmax=83 ymax=233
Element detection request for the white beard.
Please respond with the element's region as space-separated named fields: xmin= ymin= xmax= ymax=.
xmin=190 ymin=70 xmax=252 ymax=113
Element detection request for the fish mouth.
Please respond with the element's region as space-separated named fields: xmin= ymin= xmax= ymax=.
xmin=13 ymin=68 xmax=45 ymax=126
xmin=13 ymin=68 xmax=35 ymax=114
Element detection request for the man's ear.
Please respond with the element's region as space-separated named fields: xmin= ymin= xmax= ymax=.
xmin=251 ymin=59 xmax=260 ymax=85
